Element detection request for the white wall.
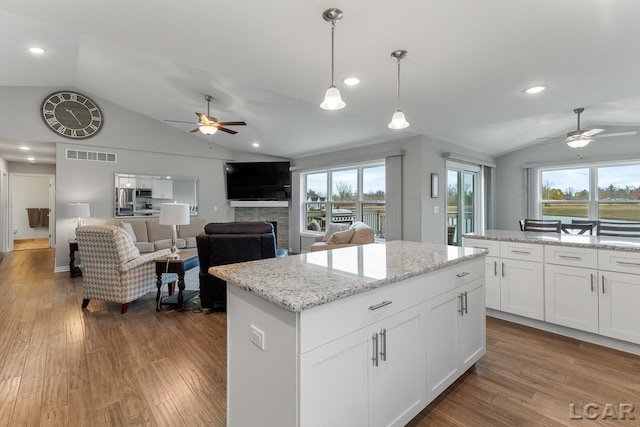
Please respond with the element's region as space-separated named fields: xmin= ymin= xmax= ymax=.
xmin=495 ymin=134 xmax=640 ymax=231
xmin=0 ymin=156 xmax=8 ymax=251
xmin=11 ymin=175 xmax=50 ymax=240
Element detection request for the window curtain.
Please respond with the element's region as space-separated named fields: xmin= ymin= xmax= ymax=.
xmin=385 ymin=155 xmax=402 ymax=241
xmin=524 ymin=167 xmax=538 ymax=219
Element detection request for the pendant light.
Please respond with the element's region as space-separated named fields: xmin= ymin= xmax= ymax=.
xmin=388 ymin=49 xmax=410 ymax=129
xmin=320 ymin=8 xmax=345 ymax=110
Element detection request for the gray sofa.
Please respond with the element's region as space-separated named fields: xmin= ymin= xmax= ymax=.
xmin=108 ymin=217 xmax=207 ymax=253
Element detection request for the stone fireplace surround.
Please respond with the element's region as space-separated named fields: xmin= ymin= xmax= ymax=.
xmin=234 ymin=207 xmax=289 ymax=250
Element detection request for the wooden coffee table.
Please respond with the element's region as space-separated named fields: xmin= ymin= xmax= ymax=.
xmin=155 ymin=250 xmax=200 ymax=312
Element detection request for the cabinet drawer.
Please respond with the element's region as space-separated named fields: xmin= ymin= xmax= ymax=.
xmin=544 ymin=245 xmax=598 ymax=268
xmin=425 ymin=259 xmax=484 ymax=300
xmin=599 ymin=250 xmax=640 ymax=274
xmin=500 ymin=241 xmax=543 ymax=262
xmin=463 ymin=238 xmax=500 ymax=257
xmin=298 ymin=275 xmax=427 ymax=354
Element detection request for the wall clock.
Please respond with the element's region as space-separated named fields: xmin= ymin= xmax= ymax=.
xmin=41 ymin=91 xmax=103 ymax=139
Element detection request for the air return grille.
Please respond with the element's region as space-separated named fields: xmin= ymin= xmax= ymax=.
xmin=66 ymin=149 xmax=117 ymax=163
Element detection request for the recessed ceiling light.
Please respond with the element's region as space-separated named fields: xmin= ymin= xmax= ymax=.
xmin=252 ymin=142 xmax=260 ymax=148
xmin=28 ymin=47 xmax=45 ymax=54
xmin=19 ymin=146 xmax=30 ymax=151
xmin=525 ymin=85 xmax=547 ymax=94
xmin=343 ymin=77 xmax=360 ymax=86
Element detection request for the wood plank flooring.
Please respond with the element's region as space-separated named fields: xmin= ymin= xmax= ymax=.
xmin=1 ymin=248 xmax=639 ymax=426
xmin=12 ymin=238 xmax=49 ymax=251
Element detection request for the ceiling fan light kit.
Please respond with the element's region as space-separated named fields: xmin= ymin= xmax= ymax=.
xmin=388 ymin=49 xmax=410 ymax=130
xmin=199 ymin=125 xmax=218 ymax=135
xmin=320 ymin=8 xmax=346 ymax=110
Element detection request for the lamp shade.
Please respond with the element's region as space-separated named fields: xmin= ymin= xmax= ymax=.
xmin=320 ymin=85 xmax=346 ymax=110
xmin=68 ymin=203 xmax=90 ymax=218
xmin=388 ymin=110 xmax=410 ymax=129
xmin=566 ymin=137 xmax=592 ymax=149
xmin=159 ymin=202 xmax=190 ymax=225
xmin=199 ymin=125 xmax=218 ymax=135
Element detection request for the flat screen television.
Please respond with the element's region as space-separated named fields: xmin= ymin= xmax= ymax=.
xmin=225 ymin=161 xmax=291 ymax=200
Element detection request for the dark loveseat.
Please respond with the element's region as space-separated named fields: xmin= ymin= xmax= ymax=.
xmin=196 ymin=221 xmax=277 ymax=310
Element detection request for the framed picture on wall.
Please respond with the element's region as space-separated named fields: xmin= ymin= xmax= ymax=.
xmin=431 ymin=173 xmax=439 ymax=198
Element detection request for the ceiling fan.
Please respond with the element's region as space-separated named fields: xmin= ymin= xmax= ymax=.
xmin=165 ymin=94 xmax=247 ymax=136
xmin=541 ymin=107 xmax=637 ymax=149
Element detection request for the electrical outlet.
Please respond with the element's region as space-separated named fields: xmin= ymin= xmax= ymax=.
xmin=250 ymin=325 xmax=265 ymax=351
xmin=434 ymin=206 xmax=440 ymax=214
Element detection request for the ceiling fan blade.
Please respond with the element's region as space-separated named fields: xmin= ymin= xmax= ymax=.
xmin=216 ymin=121 xmax=247 ymax=127
xmin=535 ymin=136 xmax=564 ymax=140
xmin=593 ymin=130 xmax=638 ymax=139
xmin=217 ymin=127 xmax=238 ymax=135
xmin=190 ymin=128 xmax=200 ymax=133
xmin=196 ymin=112 xmax=211 ymax=123
xmin=165 ymin=119 xmax=194 ymax=124
xmin=583 ymin=128 xmax=605 ymax=137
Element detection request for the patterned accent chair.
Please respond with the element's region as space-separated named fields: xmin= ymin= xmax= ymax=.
xmin=76 ymin=225 xmax=177 ymax=314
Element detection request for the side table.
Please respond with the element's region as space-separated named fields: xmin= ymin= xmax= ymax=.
xmin=69 ymin=240 xmax=82 ymax=278
xmin=155 ymin=250 xmax=200 ymax=312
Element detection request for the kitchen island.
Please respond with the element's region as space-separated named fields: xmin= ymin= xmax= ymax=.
xmin=210 ymin=241 xmax=486 ymax=427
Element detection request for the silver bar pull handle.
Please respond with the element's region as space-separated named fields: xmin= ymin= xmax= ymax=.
xmin=458 ymin=293 xmax=464 ymax=315
xmin=371 ymin=333 xmax=379 ymax=367
xmin=602 ymin=275 xmax=605 ymax=294
xmin=456 ymin=271 xmax=470 ymax=278
xmin=369 ymin=300 xmax=392 ymax=311
xmin=379 ymin=328 xmax=386 ymax=362
xmin=502 ymin=262 xmax=505 ymax=278
xmin=559 ymin=255 xmax=582 ymax=261
xmin=464 ymin=291 xmax=468 ymax=314
xmin=590 ymin=273 xmax=594 ymax=293
xmin=494 ymin=260 xmax=498 ymax=276
xmin=615 ymin=261 xmax=640 ymax=267
xmin=511 ymin=250 xmax=530 ymax=255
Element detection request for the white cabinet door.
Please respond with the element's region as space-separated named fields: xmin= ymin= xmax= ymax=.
xmin=152 ymin=179 xmax=173 ymax=199
xmin=545 ymin=264 xmax=598 ymax=333
xmin=500 ymin=259 xmax=544 ymax=320
xmin=299 ymin=303 xmax=426 ymax=427
xmin=425 ymin=288 xmax=460 ymax=403
xmin=299 ymin=327 xmax=370 ymax=427
xmin=370 ymin=303 xmax=426 ymax=427
xmin=599 ymin=272 xmax=640 ymax=345
xmin=458 ymin=278 xmax=486 ymax=371
xmin=484 ymin=256 xmax=500 ymax=310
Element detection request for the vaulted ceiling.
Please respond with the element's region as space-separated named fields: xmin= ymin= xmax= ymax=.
xmin=2 ymin=0 xmax=640 ymax=164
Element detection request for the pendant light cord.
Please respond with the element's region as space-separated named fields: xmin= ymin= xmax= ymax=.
xmin=396 ymin=58 xmax=401 ymax=110
xmin=330 ymin=21 xmax=336 ymax=85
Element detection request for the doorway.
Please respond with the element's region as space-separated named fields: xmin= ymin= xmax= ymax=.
xmin=10 ymin=173 xmax=54 ymax=251
xmin=446 ymin=162 xmax=480 ymax=246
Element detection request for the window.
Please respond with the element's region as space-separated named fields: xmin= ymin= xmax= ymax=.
xmin=538 ymin=162 xmax=640 ymax=222
xmin=303 ymin=163 xmax=385 ymax=238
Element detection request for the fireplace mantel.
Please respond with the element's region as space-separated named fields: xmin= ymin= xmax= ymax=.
xmin=229 ymin=200 xmax=289 ymax=208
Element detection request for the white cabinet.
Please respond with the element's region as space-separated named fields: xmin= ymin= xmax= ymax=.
xmin=499 ymin=242 xmax=544 ymax=321
xmin=299 ymin=303 xmax=426 ymax=427
xmin=544 ymin=246 xmax=599 ymax=333
xmin=462 ymin=238 xmax=500 ymax=309
xmin=425 ymin=260 xmax=485 ymax=404
xmin=152 ymin=178 xmax=173 ymax=199
xmin=137 ymin=178 xmax=153 ymax=189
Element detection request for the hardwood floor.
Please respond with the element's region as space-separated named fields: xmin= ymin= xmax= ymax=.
xmin=1 ymin=248 xmax=639 ymax=426
xmin=13 ymin=238 xmax=49 ymax=251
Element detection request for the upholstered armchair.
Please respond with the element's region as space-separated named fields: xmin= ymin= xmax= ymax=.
xmin=197 ymin=222 xmax=277 ymax=310
xmin=76 ymin=225 xmax=177 ymax=314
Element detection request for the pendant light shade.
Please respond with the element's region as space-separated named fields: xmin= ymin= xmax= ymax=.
xmin=566 ymin=137 xmax=592 ymax=149
xmin=320 ymin=8 xmax=345 ymax=110
xmin=388 ymin=49 xmax=410 ymax=129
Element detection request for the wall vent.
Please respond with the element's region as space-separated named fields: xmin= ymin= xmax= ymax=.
xmin=66 ymin=149 xmax=117 ymax=163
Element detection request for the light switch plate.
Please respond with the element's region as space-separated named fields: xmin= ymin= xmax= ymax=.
xmin=250 ymin=325 xmax=265 ymax=351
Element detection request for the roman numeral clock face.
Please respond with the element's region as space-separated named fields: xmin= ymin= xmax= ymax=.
xmin=41 ymin=91 xmax=103 ymax=139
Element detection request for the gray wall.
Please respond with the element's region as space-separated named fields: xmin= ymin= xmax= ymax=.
xmin=495 ymin=134 xmax=640 ymax=231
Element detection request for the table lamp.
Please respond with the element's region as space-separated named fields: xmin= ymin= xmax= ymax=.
xmin=68 ymin=203 xmax=90 ymax=230
xmin=159 ymin=202 xmax=190 ymax=256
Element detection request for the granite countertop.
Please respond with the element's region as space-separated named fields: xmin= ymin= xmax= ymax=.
xmin=209 ymin=240 xmax=486 ymax=312
xmin=463 ymin=229 xmax=640 ymax=252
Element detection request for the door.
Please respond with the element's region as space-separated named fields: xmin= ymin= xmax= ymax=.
xmin=447 ymin=162 xmax=480 ymax=246
xmin=458 ymin=279 xmax=486 ymax=370
xmin=370 ymin=303 xmax=426 ymax=427
xmin=545 ymin=264 xmax=598 ymax=333
xmin=599 ymin=271 xmax=640 ymax=344
xmin=500 ymin=259 xmax=544 ymax=320
xmin=485 ymin=256 xmax=501 ymax=310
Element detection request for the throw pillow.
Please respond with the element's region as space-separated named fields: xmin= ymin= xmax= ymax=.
xmin=322 ymin=222 xmax=349 ymax=242
xmin=327 ymin=228 xmax=355 ymax=244
xmin=119 ymin=221 xmax=137 ymax=242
